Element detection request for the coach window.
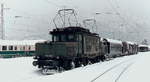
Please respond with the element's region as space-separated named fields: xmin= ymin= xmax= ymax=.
xmin=14 ymin=46 xmax=17 ymax=50
xmin=20 ymin=47 xmax=23 ymax=51
xmin=23 ymin=46 xmax=26 ymax=50
xmin=2 ymin=46 xmax=7 ymax=51
xmin=9 ymin=46 xmax=13 ymax=50
xmin=29 ymin=46 xmax=31 ymax=50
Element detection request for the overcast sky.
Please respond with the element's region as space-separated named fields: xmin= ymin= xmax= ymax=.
xmin=0 ymin=0 xmax=150 ymax=44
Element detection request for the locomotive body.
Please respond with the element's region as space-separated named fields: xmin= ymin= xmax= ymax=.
xmin=33 ymin=27 xmax=105 ymax=70
xmin=33 ymin=25 xmax=140 ymax=71
xmin=33 ymin=26 xmax=140 ymax=71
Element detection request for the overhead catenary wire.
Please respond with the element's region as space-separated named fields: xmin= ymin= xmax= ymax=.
xmin=106 ymin=0 xmax=141 ymax=42
xmin=3 ymin=7 xmax=51 ymax=34
xmin=107 ymin=0 xmax=140 ymax=30
xmin=3 ymin=1 xmax=61 ymax=28
xmin=106 ymin=0 xmax=130 ymax=27
xmin=113 ymin=0 xmax=142 ymax=42
xmin=9 ymin=8 xmax=50 ymax=23
xmin=43 ymin=0 xmax=62 ymax=8
xmin=2 ymin=0 xmax=78 ymax=40
xmin=107 ymin=0 xmax=136 ymax=38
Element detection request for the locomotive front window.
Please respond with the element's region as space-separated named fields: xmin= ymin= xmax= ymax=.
xmin=53 ymin=34 xmax=78 ymax=42
xmin=68 ymin=34 xmax=74 ymax=41
xmin=67 ymin=34 xmax=78 ymax=42
xmin=60 ymin=35 xmax=66 ymax=41
xmin=53 ymin=35 xmax=59 ymax=42
xmin=53 ymin=34 xmax=67 ymax=42
xmin=78 ymin=34 xmax=82 ymax=42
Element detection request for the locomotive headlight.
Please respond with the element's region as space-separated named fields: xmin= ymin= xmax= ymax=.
xmin=33 ymin=56 xmax=39 ymax=59
xmin=44 ymin=55 xmax=53 ymax=57
xmin=56 ymin=56 xmax=60 ymax=59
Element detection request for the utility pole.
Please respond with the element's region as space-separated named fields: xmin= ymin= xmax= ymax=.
xmin=1 ymin=3 xmax=4 ymax=40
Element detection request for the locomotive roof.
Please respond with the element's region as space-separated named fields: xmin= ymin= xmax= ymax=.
xmin=50 ymin=26 xmax=99 ymax=36
xmin=0 ymin=40 xmax=45 ymax=45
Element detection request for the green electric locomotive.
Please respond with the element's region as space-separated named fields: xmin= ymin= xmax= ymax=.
xmin=33 ymin=26 xmax=105 ymax=71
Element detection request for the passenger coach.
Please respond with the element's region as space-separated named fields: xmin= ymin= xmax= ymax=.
xmin=0 ymin=40 xmax=45 ymax=58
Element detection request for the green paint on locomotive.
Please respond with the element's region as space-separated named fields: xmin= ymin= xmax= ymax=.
xmin=35 ymin=27 xmax=101 ymax=58
xmin=36 ymin=42 xmax=67 ymax=56
xmin=36 ymin=42 xmax=79 ymax=57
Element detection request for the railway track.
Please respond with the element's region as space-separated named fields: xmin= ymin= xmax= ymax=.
xmin=115 ymin=62 xmax=134 ymax=82
xmin=90 ymin=57 xmax=136 ymax=82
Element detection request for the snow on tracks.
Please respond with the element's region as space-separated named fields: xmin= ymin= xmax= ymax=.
xmin=91 ymin=57 xmax=136 ymax=82
xmin=21 ymin=54 xmax=140 ymax=82
xmin=1 ymin=52 xmax=149 ymax=82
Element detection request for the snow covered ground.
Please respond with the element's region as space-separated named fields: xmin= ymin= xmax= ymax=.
xmin=0 ymin=52 xmax=150 ymax=82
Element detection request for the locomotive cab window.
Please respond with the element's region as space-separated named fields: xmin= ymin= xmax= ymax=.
xmin=78 ymin=34 xmax=82 ymax=42
xmin=53 ymin=34 xmax=67 ymax=42
xmin=53 ymin=35 xmax=59 ymax=42
xmin=61 ymin=34 xmax=66 ymax=41
xmin=68 ymin=34 xmax=76 ymax=41
xmin=53 ymin=34 xmax=78 ymax=42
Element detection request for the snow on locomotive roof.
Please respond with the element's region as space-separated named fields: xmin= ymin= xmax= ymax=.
xmin=0 ymin=40 xmax=46 ymax=45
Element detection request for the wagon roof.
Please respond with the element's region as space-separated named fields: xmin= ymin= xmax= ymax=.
xmin=139 ymin=44 xmax=148 ymax=47
xmin=126 ymin=41 xmax=136 ymax=45
xmin=105 ymin=38 xmax=122 ymax=44
xmin=0 ymin=40 xmax=46 ymax=45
